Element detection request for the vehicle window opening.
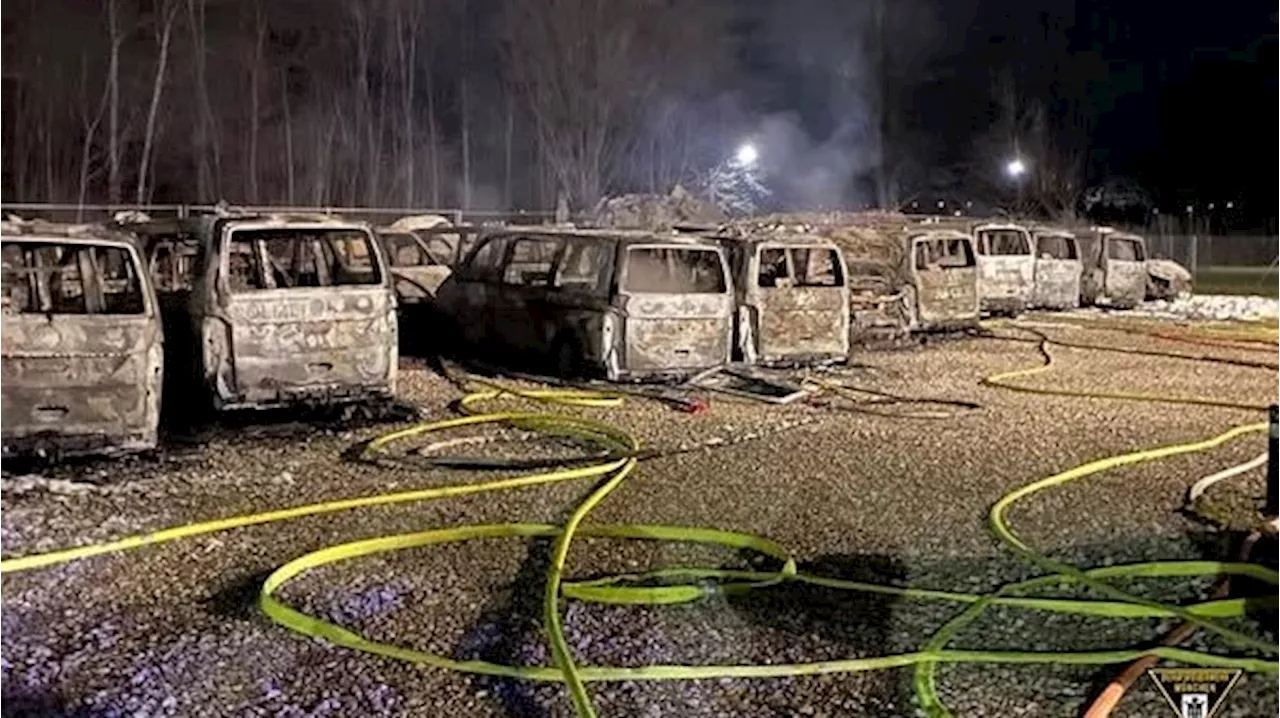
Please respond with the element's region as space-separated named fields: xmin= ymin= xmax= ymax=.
xmin=383 ymin=233 xmax=429 ymax=267
xmin=2 ymin=242 xmax=145 ymax=315
xmin=1036 ymin=235 xmax=1078 ymax=260
xmin=1107 ymin=238 xmax=1143 ymax=262
xmin=228 ymin=229 xmax=381 ymax=291
xmin=915 ymin=238 xmax=975 ymax=270
xmin=555 ymin=239 xmax=608 ymax=292
xmin=758 ymin=247 xmax=843 ymax=288
xmin=624 ymin=247 xmax=727 ymax=294
xmin=464 ymin=237 xmax=508 ymax=282
xmin=982 ymin=230 xmax=1031 ymax=255
xmin=503 ymin=237 xmax=560 ymax=286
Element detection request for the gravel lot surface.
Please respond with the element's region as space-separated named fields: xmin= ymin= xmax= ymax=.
xmin=3 ymin=316 xmax=1277 ymax=717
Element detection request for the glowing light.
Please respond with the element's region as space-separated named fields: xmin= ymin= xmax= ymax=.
xmin=1006 ymin=158 xmax=1027 ymax=178
xmin=735 ymin=144 xmax=758 ymax=166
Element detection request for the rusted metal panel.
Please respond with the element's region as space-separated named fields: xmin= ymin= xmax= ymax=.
xmin=622 ymin=294 xmax=732 ymax=371
xmin=1 ymin=228 xmax=162 ymax=457
xmin=1104 ymin=258 xmax=1147 ymax=308
xmin=1029 ymin=229 xmax=1082 ymax=309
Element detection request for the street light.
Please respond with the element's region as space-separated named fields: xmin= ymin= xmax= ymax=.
xmin=735 ymin=143 xmax=758 ymax=166
xmin=1005 ymin=158 xmax=1027 ymax=178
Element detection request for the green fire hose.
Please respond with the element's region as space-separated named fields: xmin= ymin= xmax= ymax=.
xmin=2 ymin=334 xmax=1276 ymax=717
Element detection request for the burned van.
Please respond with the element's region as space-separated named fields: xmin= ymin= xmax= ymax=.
xmin=972 ymin=222 xmax=1034 ymax=315
xmin=1075 ymin=228 xmax=1147 ymax=308
xmin=1028 ymin=227 xmax=1082 ymax=309
xmin=135 ymin=213 xmax=397 ymax=410
xmin=907 ymin=230 xmax=981 ymax=329
xmin=717 ymin=230 xmax=850 ymax=365
xmin=750 ymin=213 xmax=979 ymax=342
xmin=434 ymin=227 xmax=733 ymax=380
xmin=1 ymin=221 xmax=162 ymax=457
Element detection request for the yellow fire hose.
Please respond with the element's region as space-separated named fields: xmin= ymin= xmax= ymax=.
xmin=2 ymin=339 xmax=1277 ymax=717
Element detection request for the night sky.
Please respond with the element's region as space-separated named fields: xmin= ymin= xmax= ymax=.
xmin=738 ymin=0 xmax=1277 ymax=216
xmin=2 ymin=0 xmax=1274 ymax=220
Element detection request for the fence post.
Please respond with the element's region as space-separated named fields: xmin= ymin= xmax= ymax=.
xmin=1189 ymin=234 xmax=1198 ymax=277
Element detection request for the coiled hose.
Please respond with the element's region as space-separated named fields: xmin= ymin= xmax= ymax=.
xmin=1 ymin=340 xmax=1276 ymax=717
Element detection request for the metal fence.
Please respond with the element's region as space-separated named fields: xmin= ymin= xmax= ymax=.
xmin=0 ymin=203 xmax=559 ymax=228
xmin=1144 ymin=234 xmax=1278 ymax=274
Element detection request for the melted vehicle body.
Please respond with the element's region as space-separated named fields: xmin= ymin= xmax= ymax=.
xmin=1 ymin=223 xmax=162 ymax=457
xmin=1028 ymin=228 xmax=1082 ymax=309
xmin=720 ymin=234 xmax=850 ymax=365
xmin=1076 ymin=228 xmax=1148 ymax=308
xmin=136 ymin=214 xmax=397 ymax=410
xmin=434 ymin=228 xmax=733 ymax=380
xmin=973 ymin=223 xmax=1034 ymax=315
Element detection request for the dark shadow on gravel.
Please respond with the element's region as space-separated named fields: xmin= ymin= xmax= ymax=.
xmin=727 ymin=552 xmax=908 ymax=712
xmin=452 ymin=538 xmax=557 ymax=718
xmin=0 ymin=688 xmax=86 ymax=718
xmin=203 ymin=569 xmax=277 ymax=621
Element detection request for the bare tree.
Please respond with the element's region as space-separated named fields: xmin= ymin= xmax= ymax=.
xmin=135 ymin=1 xmax=180 ymax=204
xmin=106 ymin=0 xmax=123 ymax=203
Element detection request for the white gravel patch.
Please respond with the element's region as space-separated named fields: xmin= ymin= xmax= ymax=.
xmin=1127 ymin=294 xmax=1279 ymax=322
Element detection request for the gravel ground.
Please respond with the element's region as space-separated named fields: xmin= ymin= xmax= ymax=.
xmin=3 ymin=317 xmax=1277 ymax=717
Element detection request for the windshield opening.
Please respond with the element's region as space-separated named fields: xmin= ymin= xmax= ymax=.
xmin=624 ymin=246 xmax=727 ymax=294
xmin=2 ymin=241 xmax=146 ymax=315
xmin=227 ymin=228 xmax=382 ymax=291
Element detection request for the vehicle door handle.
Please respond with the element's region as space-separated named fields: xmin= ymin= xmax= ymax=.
xmin=33 ymin=405 xmax=69 ymax=422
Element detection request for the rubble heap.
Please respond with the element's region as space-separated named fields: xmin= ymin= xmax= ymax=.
xmin=589 ymin=185 xmax=726 ymax=230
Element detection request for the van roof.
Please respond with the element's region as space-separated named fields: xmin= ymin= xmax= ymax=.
xmin=910 ymin=229 xmax=973 ymax=242
xmin=1 ymin=219 xmax=141 ymax=248
xmin=483 ymin=225 xmax=722 ymax=247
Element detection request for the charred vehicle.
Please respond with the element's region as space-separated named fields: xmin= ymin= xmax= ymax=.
xmin=1 ymin=220 xmax=162 ymax=457
xmin=750 ymin=214 xmax=979 ymax=342
xmin=716 ymin=229 xmax=850 ymax=365
xmin=973 ymin=222 xmax=1034 ymax=315
xmin=1075 ymin=228 xmax=1148 ymax=308
xmin=1028 ymin=227 xmax=1083 ymax=309
xmin=1145 ymin=258 xmax=1193 ymax=301
xmin=905 ymin=230 xmax=981 ymax=329
xmin=377 ymin=215 xmax=479 ymax=304
xmin=434 ymin=227 xmax=733 ymax=380
xmin=134 ymin=212 xmax=397 ymax=410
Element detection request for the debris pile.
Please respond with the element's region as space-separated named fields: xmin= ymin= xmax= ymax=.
xmin=588 ymin=185 xmax=726 ymax=229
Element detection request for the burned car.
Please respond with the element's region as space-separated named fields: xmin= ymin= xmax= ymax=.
xmin=1 ymin=220 xmax=162 ymax=457
xmin=972 ymin=222 xmax=1034 ymax=315
xmin=1145 ymin=258 xmax=1193 ymax=301
xmin=377 ymin=214 xmax=480 ymax=304
xmin=434 ymin=227 xmax=733 ymax=380
xmin=1075 ymin=227 xmax=1148 ymax=308
xmin=716 ymin=227 xmax=850 ymax=365
xmin=132 ymin=212 xmax=397 ymax=411
xmin=1028 ymin=226 xmax=1083 ymax=310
